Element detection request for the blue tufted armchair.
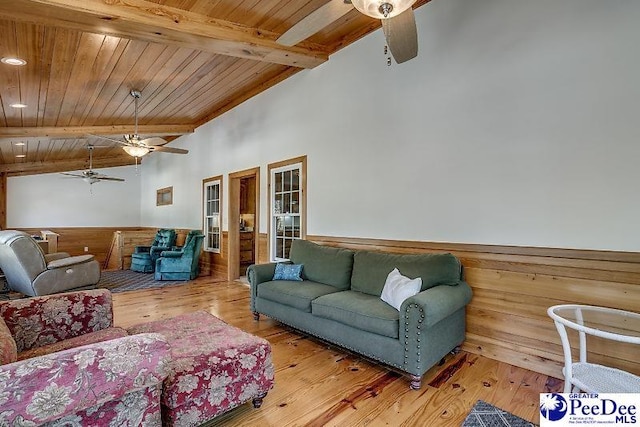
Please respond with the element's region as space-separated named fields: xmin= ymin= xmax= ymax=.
xmin=154 ymin=230 xmax=204 ymax=281
xmin=130 ymin=229 xmax=177 ymax=273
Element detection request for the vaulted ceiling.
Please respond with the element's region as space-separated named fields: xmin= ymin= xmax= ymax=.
xmin=0 ymin=0 xmax=429 ymax=176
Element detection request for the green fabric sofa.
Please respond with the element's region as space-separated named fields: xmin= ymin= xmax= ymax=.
xmin=248 ymin=239 xmax=473 ymax=390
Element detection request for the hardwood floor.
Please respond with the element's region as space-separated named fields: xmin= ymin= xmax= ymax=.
xmin=112 ymin=277 xmax=563 ymax=426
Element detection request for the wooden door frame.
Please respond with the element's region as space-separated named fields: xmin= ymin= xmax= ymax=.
xmin=0 ymin=173 xmax=6 ymax=229
xmin=228 ymin=166 xmax=260 ymax=280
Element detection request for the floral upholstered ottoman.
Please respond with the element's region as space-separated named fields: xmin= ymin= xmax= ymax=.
xmin=127 ymin=310 xmax=274 ymax=427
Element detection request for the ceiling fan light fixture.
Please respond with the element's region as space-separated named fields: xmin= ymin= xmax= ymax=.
xmin=351 ymin=0 xmax=417 ymax=19
xmin=122 ymin=145 xmax=150 ymax=158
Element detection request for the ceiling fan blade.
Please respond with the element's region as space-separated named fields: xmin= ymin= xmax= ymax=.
xmin=277 ymin=0 xmax=354 ymax=46
xmin=96 ymin=177 xmax=126 ymax=182
xmin=150 ymin=146 xmax=189 ymax=154
xmin=382 ymin=8 xmax=418 ymax=64
xmin=60 ymin=172 xmax=85 ymax=178
xmin=89 ymin=134 xmax=126 ymax=145
xmin=139 ymin=136 xmax=168 ymax=146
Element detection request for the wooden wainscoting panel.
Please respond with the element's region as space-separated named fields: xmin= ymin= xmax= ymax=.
xmin=469 ymin=287 xmax=561 ymax=320
xmin=465 ymin=307 xmax=561 ymax=351
xmin=311 ymin=235 xmax=640 ymax=263
xmin=307 ymin=235 xmax=640 ymax=380
xmin=258 ymin=233 xmax=269 ymax=264
xmin=19 ymin=227 xmax=148 ymax=266
xmin=199 ymin=231 xmax=228 ymax=280
xmin=104 ymin=229 xmax=158 ymax=270
xmin=463 ymin=333 xmax=564 ymax=378
xmin=465 ymin=268 xmax=640 ymax=312
xmin=460 ymin=256 xmax=640 ymax=286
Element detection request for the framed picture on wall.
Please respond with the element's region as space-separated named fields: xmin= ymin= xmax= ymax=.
xmin=157 ymin=186 xmax=173 ymax=206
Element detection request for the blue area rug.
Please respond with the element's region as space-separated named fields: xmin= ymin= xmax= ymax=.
xmin=97 ymin=269 xmax=187 ymax=293
xmin=462 ymin=400 xmax=537 ymax=427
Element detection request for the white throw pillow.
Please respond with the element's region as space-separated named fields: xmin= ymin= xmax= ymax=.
xmin=380 ymin=268 xmax=422 ymax=311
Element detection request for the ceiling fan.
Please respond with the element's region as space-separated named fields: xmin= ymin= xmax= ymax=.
xmin=93 ymin=90 xmax=189 ymax=158
xmin=60 ymin=145 xmax=125 ymax=185
xmin=277 ymin=0 xmax=419 ymax=64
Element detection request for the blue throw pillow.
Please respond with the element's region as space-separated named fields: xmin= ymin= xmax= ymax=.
xmin=273 ymin=263 xmax=304 ymax=281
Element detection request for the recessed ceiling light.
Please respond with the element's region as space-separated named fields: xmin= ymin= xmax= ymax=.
xmin=10 ymin=103 xmax=27 ymax=108
xmin=14 ymin=142 xmax=25 ymax=146
xmin=15 ymin=154 xmax=26 ymax=158
xmin=1 ymin=57 xmax=27 ymax=66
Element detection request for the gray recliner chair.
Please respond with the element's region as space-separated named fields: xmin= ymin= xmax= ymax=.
xmin=0 ymin=230 xmax=101 ymax=296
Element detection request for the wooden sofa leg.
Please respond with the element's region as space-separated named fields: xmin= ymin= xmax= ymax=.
xmin=253 ymin=312 xmax=260 ymax=321
xmin=252 ymin=392 xmax=268 ymax=408
xmin=409 ymin=375 xmax=422 ymax=390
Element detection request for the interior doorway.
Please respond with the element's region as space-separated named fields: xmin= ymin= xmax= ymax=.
xmin=228 ymin=167 xmax=260 ymax=281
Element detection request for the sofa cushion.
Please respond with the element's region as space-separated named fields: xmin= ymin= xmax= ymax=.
xmin=258 ymin=280 xmax=342 ymax=312
xmin=289 ymin=240 xmax=354 ymax=290
xmin=380 ymin=268 xmax=422 ymax=310
xmin=17 ymin=326 xmax=128 ymax=361
xmin=312 ymin=291 xmax=400 ymax=339
xmin=273 ymin=263 xmax=303 ymax=281
xmin=351 ymin=251 xmax=462 ymax=296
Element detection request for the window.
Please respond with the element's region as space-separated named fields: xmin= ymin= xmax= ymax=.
xmin=203 ymin=177 xmax=222 ymax=253
xmin=156 ymin=186 xmax=173 ymax=206
xmin=268 ymin=156 xmax=306 ymax=261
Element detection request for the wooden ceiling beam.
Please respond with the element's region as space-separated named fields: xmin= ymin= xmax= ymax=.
xmin=0 ymin=156 xmax=137 ymax=176
xmin=0 ymin=125 xmax=194 ymax=139
xmin=2 ymin=0 xmax=328 ymax=69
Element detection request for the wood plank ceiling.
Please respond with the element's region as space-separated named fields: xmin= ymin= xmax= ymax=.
xmin=0 ymin=0 xmax=429 ymax=176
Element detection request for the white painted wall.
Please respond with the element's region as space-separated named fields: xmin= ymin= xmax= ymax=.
xmin=7 ymin=165 xmax=141 ymax=227
xmin=10 ymin=0 xmax=640 ymax=251
xmin=140 ymin=0 xmax=640 ymax=252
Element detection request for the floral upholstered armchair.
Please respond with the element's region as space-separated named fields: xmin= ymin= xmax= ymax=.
xmin=0 ymin=289 xmax=171 ymax=426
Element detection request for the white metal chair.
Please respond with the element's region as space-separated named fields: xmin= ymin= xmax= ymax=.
xmin=548 ymin=304 xmax=640 ymax=393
